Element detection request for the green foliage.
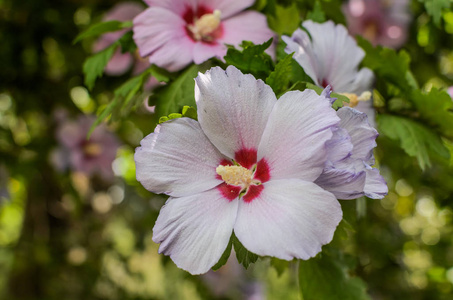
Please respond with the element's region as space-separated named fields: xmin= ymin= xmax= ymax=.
xmin=150 ymin=64 xmax=200 ymax=118
xmin=224 ymin=39 xmax=274 ymax=79
xmin=232 ymin=234 xmax=259 ymax=269
xmin=288 ymin=82 xmax=349 ymax=109
xmin=158 ymin=106 xmax=198 ymax=124
xmin=299 ymin=254 xmax=370 ymax=300
xmin=83 ymin=42 xmax=118 ymax=90
xmin=419 ymin=0 xmax=451 ymax=26
xmin=266 ymin=53 xmax=294 ymax=96
xmin=212 ymin=235 xmax=233 ymax=271
xmin=378 ymin=115 xmax=450 ymax=170
xmin=73 ymin=20 xmax=132 ymax=44
xmin=358 ymin=37 xmax=415 ymax=94
xmin=410 ymin=88 xmax=453 ymax=139
xmin=270 ymin=258 xmax=290 ymax=277
xmin=307 ymin=0 xmax=326 ymax=23
xmin=118 ymin=31 xmax=137 ymax=54
xmin=267 ymin=3 xmax=301 ymax=35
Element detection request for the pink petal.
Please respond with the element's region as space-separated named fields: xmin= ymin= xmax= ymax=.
xmin=193 ymin=42 xmax=227 ymax=64
xmin=257 ymin=89 xmax=340 ymax=181
xmin=134 ymin=118 xmax=226 ymax=197
xmin=104 ymin=50 xmax=134 ymax=76
xmin=195 ymin=66 xmax=277 ymax=159
xmin=315 ymin=164 xmax=367 ymax=200
xmin=234 ymin=179 xmax=342 ymax=260
xmin=133 ymin=7 xmax=195 ymax=71
xmin=153 ymin=188 xmax=238 ymax=274
xmin=103 ymin=2 xmax=144 ymax=22
xmin=198 ymin=0 xmax=255 ymax=19
xmin=144 ymin=0 xmax=197 ymax=16
xmin=220 ymin=11 xmax=276 ymax=58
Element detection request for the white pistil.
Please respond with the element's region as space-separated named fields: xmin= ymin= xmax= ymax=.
xmin=341 ymin=91 xmax=372 ymax=107
xmin=187 ymin=10 xmax=221 ymax=41
xmin=216 ymin=165 xmax=253 ymax=188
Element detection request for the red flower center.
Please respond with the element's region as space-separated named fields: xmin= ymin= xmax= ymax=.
xmin=183 ymin=5 xmax=224 ymax=44
xmin=217 ymin=148 xmax=270 ymax=203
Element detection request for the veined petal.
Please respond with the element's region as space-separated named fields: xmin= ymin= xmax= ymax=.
xmin=349 ymin=68 xmax=375 ymax=95
xmin=234 ymin=179 xmax=342 ymax=260
xmin=135 ymin=118 xmax=226 ymax=197
xmin=325 ymin=127 xmax=353 ymax=163
xmin=198 ymin=0 xmax=255 ymax=18
xmin=220 ymin=11 xmax=276 ymax=59
xmin=153 ymin=188 xmax=238 ymax=275
xmin=195 ymin=66 xmax=277 ymax=159
xmin=364 ymin=165 xmax=388 ymax=199
xmin=315 ymin=164 xmax=367 ymax=200
xmin=337 ymin=107 xmax=378 ymax=163
xmin=257 ymin=89 xmax=340 ymax=181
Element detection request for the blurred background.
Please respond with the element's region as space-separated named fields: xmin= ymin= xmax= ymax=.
xmin=1 ymin=0 xmax=453 ymax=299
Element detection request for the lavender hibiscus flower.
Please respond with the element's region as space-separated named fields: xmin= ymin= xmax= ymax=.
xmin=135 ymin=66 xmax=387 ymax=274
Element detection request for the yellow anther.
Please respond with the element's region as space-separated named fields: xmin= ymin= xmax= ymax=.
xmin=188 ymin=10 xmax=221 ymax=41
xmin=341 ymin=91 xmax=372 ymax=108
xmin=83 ymin=143 xmax=103 ymax=156
xmin=216 ymin=165 xmax=253 ymax=187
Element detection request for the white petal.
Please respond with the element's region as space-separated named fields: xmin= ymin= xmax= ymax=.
xmin=364 ymin=165 xmax=388 ymax=199
xmin=349 ymin=68 xmax=374 ymax=94
xmin=198 ymin=0 xmax=255 ymax=18
xmin=337 ymin=107 xmax=378 ymax=163
xmin=195 ymin=66 xmax=277 ymax=159
xmin=234 ymin=179 xmax=342 ymax=260
xmin=325 ymin=127 xmax=353 ymax=163
xmin=257 ymin=89 xmax=340 ymax=181
xmin=135 ymin=118 xmax=226 ymax=197
xmin=153 ymin=188 xmax=238 ymax=274
xmin=282 ymin=31 xmax=320 ymax=86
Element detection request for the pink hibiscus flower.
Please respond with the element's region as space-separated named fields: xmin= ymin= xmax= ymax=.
xmin=343 ymin=0 xmax=410 ymax=49
xmin=133 ymin=0 xmax=275 ymax=72
xmin=93 ymin=2 xmax=149 ymax=76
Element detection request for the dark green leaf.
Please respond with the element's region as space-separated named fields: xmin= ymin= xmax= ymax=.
xmin=181 ymin=106 xmax=198 ymax=120
xmin=118 ymin=31 xmax=136 ymax=54
xmin=357 ymin=37 xmax=414 ymax=93
xmin=267 ymin=3 xmax=301 ymax=35
xmin=419 ymin=0 xmax=451 ymax=26
xmin=83 ymin=42 xmax=118 ymax=90
xmin=299 ymin=254 xmax=370 ymax=300
xmin=73 ymin=20 xmax=131 ymax=44
xmin=410 ymin=88 xmax=453 ymax=139
xmin=212 ymin=235 xmax=233 ymax=271
xmin=266 ymin=53 xmax=294 ymax=96
xmin=224 ymin=39 xmax=274 ymax=79
xmin=378 ymin=114 xmax=450 ymax=170
xmin=232 ymin=233 xmax=259 ymax=269
xmin=307 ymin=0 xmax=326 ymax=23
xmin=153 ymin=64 xmax=200 ymax=117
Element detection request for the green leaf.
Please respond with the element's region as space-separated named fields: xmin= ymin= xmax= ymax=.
xmin=224 ymin=39 xmax=274 ymax=79
xmin=83 ymin=42 xmax=118 ymax=90
xmin=270 ymin=258 xmax=290 ymax=277
xmin=232 ymin=233 xmax=259 ymax=269
xmin=73 ymin=20 xmax=132 ymax=44
xmin=410 ymin=88 xmax=453 ymax=139
xmin=378 ymin=114 xmax=450 ymax=170
xmin=158 ymin=106 xmax=198 ymax=124
xmin=419 ymin=0 xmax=451 ymax=26
xmin=118 ymin=31 xmax=137 ymax=54
xmin=357 ymin=37 xmax=414 ymax=93
xmin=299 ymin=254 xmax=370 ymax=300
xmin=267 ymin=3 xmax=301 ymax=35
xmin=266 ymin=53 xmax=294 ymax=96
xmin=152 ymin=64 xmax=200 ymax=118
xmin=212 ymin=235 xmax=233 ymax=271
xmin=307 ymin=0 xmax=326 ymax=23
